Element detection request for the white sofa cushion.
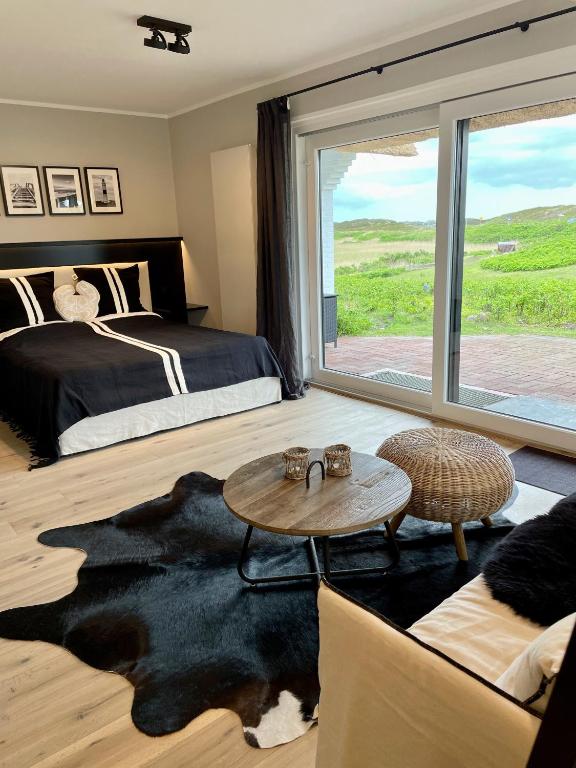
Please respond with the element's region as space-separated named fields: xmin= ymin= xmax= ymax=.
xmin=495 ymin=612 xmax=576 ymax=713
xmin=409 ymin=575 xmax=542 ymax=683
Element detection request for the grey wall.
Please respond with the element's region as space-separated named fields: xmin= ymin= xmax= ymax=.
xmin=169 ymin=0 xmax=576 ymax=328
xmin=0 ymin=105 xmax=178 ymax=244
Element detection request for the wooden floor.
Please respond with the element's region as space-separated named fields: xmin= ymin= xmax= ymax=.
xmin=0 ymin=387 xmax=563 ymax=768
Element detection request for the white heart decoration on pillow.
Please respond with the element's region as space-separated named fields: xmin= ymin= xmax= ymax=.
xmin=54 ymin=281 xmax=100 ymax=322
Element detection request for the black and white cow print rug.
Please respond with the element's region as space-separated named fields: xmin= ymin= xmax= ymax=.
xmin=0 ymin=472 xmax=514 ymax=748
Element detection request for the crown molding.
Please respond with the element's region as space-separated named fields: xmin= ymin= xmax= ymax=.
xmin=0 ymin=98 xmax=167 ymax=119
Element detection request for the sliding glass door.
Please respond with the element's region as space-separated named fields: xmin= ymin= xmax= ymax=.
xmin=306 ymin=108 xmax=440 ymax=409
xmin=304 ymin=76 xmax=576 ymax=450
xmin=433 ymin=76 xmax=576 ymax=451
xmin=445 ymin=98 xmax=576 ymax=428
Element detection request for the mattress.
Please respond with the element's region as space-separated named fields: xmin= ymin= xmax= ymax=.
xmin=59 ymin=377 xmax=281 ymax=455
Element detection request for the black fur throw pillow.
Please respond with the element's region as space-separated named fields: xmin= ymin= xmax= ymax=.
xmin=484 ymin=493 xmax=576 ymax=626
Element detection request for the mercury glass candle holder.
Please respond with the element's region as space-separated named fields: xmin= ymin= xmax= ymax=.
xmin=323 ymin=444 xmax=352 ymax=476
xmin=283 ymin=447 xmax=310 ymax=480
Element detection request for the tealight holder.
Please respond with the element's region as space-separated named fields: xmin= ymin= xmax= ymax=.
xmin=323 ymin=444 xmax=352 ymax=476
xmin=283 ymin=447 xmax=310 ymax=480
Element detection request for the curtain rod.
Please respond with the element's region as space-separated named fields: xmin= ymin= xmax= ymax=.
xmin=283 ymin=6 xmax=576 ymax=100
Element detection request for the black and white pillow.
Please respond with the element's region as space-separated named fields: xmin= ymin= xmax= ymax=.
xmin=74 ymin=265 xmax=144 ymax=317
xmin=0 ymin=272 xmax=60 ymax=334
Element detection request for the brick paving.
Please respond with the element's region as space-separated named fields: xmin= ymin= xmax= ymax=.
xmin=325 ymin=335 xmax=576 ymax=402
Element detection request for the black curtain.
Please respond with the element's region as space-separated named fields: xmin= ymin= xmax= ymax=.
xmin=256 ymin=96 xmax=305 ymax=399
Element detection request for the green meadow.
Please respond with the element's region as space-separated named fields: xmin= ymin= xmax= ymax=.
xmin=333 ymin=206 xmax=576 ymax=338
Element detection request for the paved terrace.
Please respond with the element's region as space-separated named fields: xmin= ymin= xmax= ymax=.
xmin=325 ymin=335 xmax=576 ymax=402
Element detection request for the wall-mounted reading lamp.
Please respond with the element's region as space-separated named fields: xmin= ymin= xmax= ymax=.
xmin=137 ymin=16 xmax=192 ymax=55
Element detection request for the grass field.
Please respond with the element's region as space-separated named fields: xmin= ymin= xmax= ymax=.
xmin=333 ymin=206 xmax=576 ymax=338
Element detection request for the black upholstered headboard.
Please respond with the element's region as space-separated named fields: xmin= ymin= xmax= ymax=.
xmin=0 ymin=237 xmax=187 ymax=322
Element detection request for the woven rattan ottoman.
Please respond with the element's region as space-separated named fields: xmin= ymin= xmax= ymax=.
xmin=377 ymin=428 xmax=515 ymax=561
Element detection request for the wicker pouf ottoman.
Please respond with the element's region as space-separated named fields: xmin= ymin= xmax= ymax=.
xmin=377 ymin=428 xmax=515 ymax=561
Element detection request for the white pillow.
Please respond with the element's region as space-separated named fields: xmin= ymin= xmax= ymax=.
xmin=495 ymin=612 xmax=575 ymax=713
xmin=54 ymin=282 xmax=100 ymax=322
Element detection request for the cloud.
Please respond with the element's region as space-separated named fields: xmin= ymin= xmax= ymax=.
xmin=467 ymin=115 xmax=576 ymax=188
xmin=469 ymin=155 xmax=576 ymax=189
xmin=334 ymin=180 xmax=438 ymax=222
xmin=330 ymin=112 xmax=576 ymax=221
xmin=334 ymin=192 xmax=373 ymax=212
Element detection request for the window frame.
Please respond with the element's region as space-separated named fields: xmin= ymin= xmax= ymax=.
xmin=297 ymin=72 xmax=576 ymax=453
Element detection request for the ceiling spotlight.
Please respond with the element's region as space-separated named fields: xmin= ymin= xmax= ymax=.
xmin=168 ymin=33 xmax=190 ymax=55
xmin=144 ymin=28 xmax=167 ymax=50
xmin=137 ymin=15 xmax=192 ymax=55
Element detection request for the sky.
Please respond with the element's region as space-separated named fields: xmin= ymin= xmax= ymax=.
xmin=331 ymin=112 xmax=576 ymax=223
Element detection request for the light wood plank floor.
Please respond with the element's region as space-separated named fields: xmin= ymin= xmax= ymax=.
xmin=0 ymin=387 xmax=562 ymax=768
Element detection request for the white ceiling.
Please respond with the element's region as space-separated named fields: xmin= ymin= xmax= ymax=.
xmin=1 ymin=1 xmax=521 ymax=117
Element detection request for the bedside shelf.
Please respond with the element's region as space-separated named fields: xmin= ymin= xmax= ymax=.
xmin=186 ymin=303 xmax=209 ymax=325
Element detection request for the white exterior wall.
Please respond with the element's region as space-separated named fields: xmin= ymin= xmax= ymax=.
xmin=319 ymin=151 xmax=356 ymax=295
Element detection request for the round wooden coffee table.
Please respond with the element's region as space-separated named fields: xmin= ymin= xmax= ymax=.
xmin=223 ymin=450 xmax=412 ymax=585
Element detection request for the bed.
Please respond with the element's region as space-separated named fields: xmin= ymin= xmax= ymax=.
xmin=0 ymin=238 xmax=284 ymax=466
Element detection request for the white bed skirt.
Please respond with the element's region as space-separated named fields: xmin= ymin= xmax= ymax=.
xmin=59 ymin=377 xmax=282 ymax=456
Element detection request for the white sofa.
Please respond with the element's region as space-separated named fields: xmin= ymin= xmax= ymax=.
xmin=316 ymin=576 xmax=543 ymax=768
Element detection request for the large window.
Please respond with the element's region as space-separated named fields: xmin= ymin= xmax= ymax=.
xmin=304 ymin=77 xmax=576 ymax=450
xmin=448 ymin=99 xmax=576 ymax=430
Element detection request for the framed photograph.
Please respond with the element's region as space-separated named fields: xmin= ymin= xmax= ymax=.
xmin=43 ymin=166 xmax=85 ymax=215
xmin=84 ymin=167 xmax=123 ymax=214
xmin=0 ymin=165 xmax=44 ymax=216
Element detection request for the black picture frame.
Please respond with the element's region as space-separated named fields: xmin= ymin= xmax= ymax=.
xmin=0 ymin=165 xmax=45 ymax=217
xmin=84 ymin=167 xmax=123 ymax=214
xmin=43 ymin=166 xmax=86 ymax=216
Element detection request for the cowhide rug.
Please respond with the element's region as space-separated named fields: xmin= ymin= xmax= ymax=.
xmin=0 ymin=472 xmax=514 ymax=748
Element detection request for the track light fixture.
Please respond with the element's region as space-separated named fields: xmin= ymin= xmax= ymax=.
xmin=168 ymin=33 xmax=190 ymax=55
xmin=137 ymin=15 xmax=191 ymax=55
xmin=144 ymin=28 xmax=167 ymax=51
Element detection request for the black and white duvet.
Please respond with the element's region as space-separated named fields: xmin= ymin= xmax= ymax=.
xmin=0 ymin=313 xmax=284 ymax=465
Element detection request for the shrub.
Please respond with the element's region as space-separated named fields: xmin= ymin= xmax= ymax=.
xmin=461 ymin=277 xmax=576 ymax=325
xmin=465 ymin=220 xmax=568 ymax=244
xmin=335 ymin=272 xmax=434 ymax=334
xmin=480 ymin=234 xmax=576 ymax=272
xmin=337 ymin=307 xmax=373 ymax=335
xmin=335 ymin=253 xmax=432 ymax=275
xmin=335 ymin=270 xmax=576 ymax=336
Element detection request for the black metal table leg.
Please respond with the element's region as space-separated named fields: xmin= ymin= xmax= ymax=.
xmin=384 ymin=520 xmax=400 ymax=567
xmin=237 ymin=524 xmax=255 ymax=582
xmin=322 ymin=537 xmax=332 ymax=582
xmin=306 ymin=537 xmax=322 ymax=586
xmin=236 ymin=519 xmax=401 ymax=587
xmin=323 ymin=521 xmax=400 ymax=578
xmin=237 ymin=525 xmax=322 ymax=586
